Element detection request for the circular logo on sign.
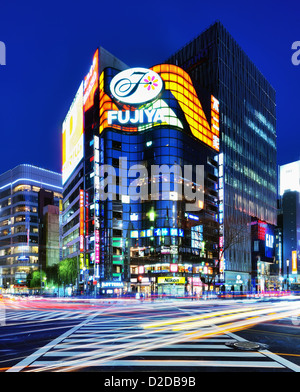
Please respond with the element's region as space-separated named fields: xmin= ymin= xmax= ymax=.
xmin=110 ymin=67 xmax=163 ymax=105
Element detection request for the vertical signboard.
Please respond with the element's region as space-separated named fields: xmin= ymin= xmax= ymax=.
xmin=292 ymin=250 xmax=297 ymax=274
xmin=83 ymin=49 xmax=99 ymax=112
xmin=79 ymin=189 xmax=84 ymax=252
xmin=265 ymin=226 xmax=275 ymax=258
xmin=85 ymin=191 xmax=89 ymax=235
xmin=94 ymin=136 xmax=100 ymax=270
xmin=211 ymin=96 xmax=220 ymax=151
xmin=59 ymin=199 xmax=63 ymax=260
xmin=218 ymin=152 xmax=225 ymax=278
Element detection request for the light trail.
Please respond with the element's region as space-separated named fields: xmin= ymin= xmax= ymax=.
xmin=4 ymin=298 xmax=300 ymax=372
xmin=24 ymin=301 xmax=300 ymax=372
xmin=141 ymin=301 xmax=300 ymax=331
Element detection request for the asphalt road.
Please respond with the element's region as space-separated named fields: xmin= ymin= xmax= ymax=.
xmin=0 ymin=296 xmax=299 ymax=374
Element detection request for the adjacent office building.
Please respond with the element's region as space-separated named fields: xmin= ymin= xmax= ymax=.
xmin=38 ymin=190 xmax=61 ymax=270
xmin=61 ymin=21 xmax=277 ymax=295
xmin=166 ymin=21 xmax=277 ymax=291
xmin=0 ymin=164 xmax=62 ymax=291
xmin=277 ymin=160 xmax=300 ymax=289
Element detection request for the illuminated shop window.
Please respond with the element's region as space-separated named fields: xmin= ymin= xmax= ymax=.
xmin=13 ymin=185 xmax=31 ymax=193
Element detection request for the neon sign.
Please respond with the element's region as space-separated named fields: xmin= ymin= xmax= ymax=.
xmin=94 ymin=135 xmax=100 ymax=264
xmin=265 ymin=233 xmax=274 ymax=248
xmin=185 ymin=212 xmax=200 ymax=221
xmin=100 ymin=64 xmax=220 ymax=152
xmin=101 ymin=281 xmax=124 ymax=288
xmin=79 ymin=189 xmax=84 ymax=252
xmin=83 ymin=49 xmax=99 ymax=111
xmin=107 ymin=108 xmax=165 ymax=126
xmin=292 ymin=250 xmax=297 ymax=274
xmin=110 ymin=67 xmax=163 ymax=105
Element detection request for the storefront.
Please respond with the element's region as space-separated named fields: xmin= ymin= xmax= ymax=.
xmin=186 ymin=276 xmax=205 ymax=296
xmin=101 ymin=281 xmax=124 ymax=296
xmin=224 ymin=272 xmax=250 ymax=292
xmin=130 ymin=277 xmax=152 ymax=295
xmin=157 ymin=276 xmax=185 ymax=296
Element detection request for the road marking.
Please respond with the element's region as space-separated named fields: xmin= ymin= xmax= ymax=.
xmin=6 ymin=313 xmax=98 ymax=372
xmin=54 ymin=343 xmax=233 ymax=350
xmin=42 ymin=350 xmax=265 ymax=358
xmin=30 ymin=359 xmax=285 ymax=369
xmin=258 ymin=350 xmax=300 ymax=372
xmin=6 ymin=302 xmax=300 ymax=373
xmin=227 ymin=332 xmax=300 ymax=372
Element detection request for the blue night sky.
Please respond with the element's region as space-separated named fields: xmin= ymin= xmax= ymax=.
xmin=0 ymin=0 xmax=299 ymax=175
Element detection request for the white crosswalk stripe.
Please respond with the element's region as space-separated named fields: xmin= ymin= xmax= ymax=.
xmin=9 ymin=314 xmax=298 ymax=372
xmin=4 ymin=310 xmax=94 ymax=322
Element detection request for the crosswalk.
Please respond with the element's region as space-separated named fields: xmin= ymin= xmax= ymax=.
xmin=7 ymin=312 xmax=300 ymax=372
xmin=3 ymin=309 xmax=95 ymax=323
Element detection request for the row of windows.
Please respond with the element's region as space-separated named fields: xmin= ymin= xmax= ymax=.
xmin=0 ymin=185 xmax=62 ymax=201
xmin=0 ymin=225 xmax=38 ymax=237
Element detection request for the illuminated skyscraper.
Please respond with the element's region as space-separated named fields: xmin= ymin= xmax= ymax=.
xmin=167 ymin=21 xmax=277 ymax=290
xmin=0 ymin=164 xmax=62 ymax=291
xmin=61 ymin=22 xmax=277 ymax=295
xmin=61 ymin=49 xmax=220 ymax=296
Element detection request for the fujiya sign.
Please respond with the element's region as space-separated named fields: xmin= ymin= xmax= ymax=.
xmin=110 ymin=67 xmax=163 ymax=105
xmin=107 ymin=108 xmax=165 ymax=125
xmin=108 ymin=67 xmax=165 ymax=126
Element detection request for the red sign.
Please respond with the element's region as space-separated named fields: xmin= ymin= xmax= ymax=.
xmin=258 ymin=220 xmax=267 ymax=241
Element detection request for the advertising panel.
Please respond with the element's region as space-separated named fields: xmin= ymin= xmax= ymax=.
xmin=99 ymin=64 xmax=220 ymax=151
xmin=83 ymin=49 xmax=99 ymax=112
xmin=265 ymin=226 xmax=275 ymax=258
xmin=94 ymin=135 xmax=100 ymax=265
xmin=279 ymin=161 xmax=300 ymax=196
xmin=62 ymin=82 xmax=84 ymax=184
xmin=79 ymin=189 xmax=84 ymax=252
xmin=292 ymin=250 xmax=297 ymax=274
xmin=157 ymin=277 xmax=185 ymax=284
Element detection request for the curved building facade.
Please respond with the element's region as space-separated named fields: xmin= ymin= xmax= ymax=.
xmin=0 ymin=164 xmax=62 ymax=291
xmin=62 ymin=50 xmax=220 ymax=296
xmin=61 ymin=22 xmax=277 ymax=295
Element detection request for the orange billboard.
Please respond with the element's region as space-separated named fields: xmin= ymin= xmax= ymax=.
xmin=99 ymin=64 xmax=220 ymax=151
xmin=83 ymin=49 xmax=99 ymax=112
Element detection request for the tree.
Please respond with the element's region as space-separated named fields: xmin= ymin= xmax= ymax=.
xmin=204 ymin=214 xmax=250 ymax=291
xmin=45 ymin=263 xmax=61 ymax=287
xmin=58 ymin=257 xmax=78 ymax=286
xmin=27 ymin=270 xmax=46 ymax=289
